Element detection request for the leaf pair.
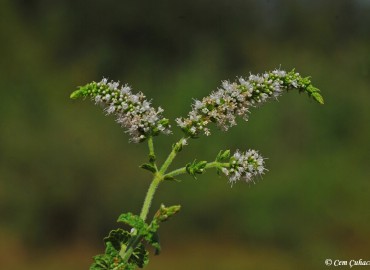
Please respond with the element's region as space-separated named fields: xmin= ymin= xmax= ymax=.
xmin=90 ymin=204 xmax=181 ymax=269
xmin=186 ymin=160 xmax=207 ymax=179
xmin=90 ymin=230 xmax=146 ymax=270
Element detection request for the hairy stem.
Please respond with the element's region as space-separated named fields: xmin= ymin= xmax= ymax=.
xmin=159 ymin=137 xmax=186 ymax=174
xmin=164 ymin=161 xmax=230 ymax=178
xmin=121 ymin=172 xmax=162 ymax=264
xmin=148 ymin=136 xmax=157 ymax=169
xmin=140 ymin=173 xmax=162 ymax=221
xmin=138 ymin=135 xmax=161 ymax=222
xmin=121 ymin=137 xmax=187 ymax=264
xmin=140 ymin=137 xmax=186 ymax=220
xmin=164 ymin=167 xmax=186 ymax=178
xmin=205 ymin=161 xmax=228 ymax=169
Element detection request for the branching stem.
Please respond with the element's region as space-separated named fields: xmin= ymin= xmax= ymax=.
xmin=121 ymin=137 xmax=187 ymax=264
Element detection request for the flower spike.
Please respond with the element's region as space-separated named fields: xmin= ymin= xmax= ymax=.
xmin=221 ymin=149 xmax=266 ymax=185
xmin=176 ymin=68 xmax=324 ymax=137
xmin=70 ymin=78 xmax=171 ymax=143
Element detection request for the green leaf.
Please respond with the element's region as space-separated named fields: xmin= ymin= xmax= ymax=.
xmin=117 ymin=213 xmax=148 ymax=234
xmin=312 ymin=92 xmax=324 ymax=104
xmin=163 ymin=175 xmax=181 ymax=182
xmin=91 ymin=228 xmax=149 ymax=270
xmin=143 ymin=229 xmax=161 ymax=255
xmin=104 ymin=229 xmax=130 ymax=252
xmin=140 ymin=163 xmax=157 ymax=173
xmin=130 ymin=243 xmax=149 ymax=268
xmin=143 ymin=204 xmax=182 ymax=255
xmin=152 ymin=232 xmax=161 ymax=255
xmin=103 ymin=205 xmax=180 ymax=267
xmin=197 ymin=161 xmax=207 ymax=170
xmin=216 ymin=150 xmax=230 ymax=162
xmin=90 ymin=254 xmax=110 ymax=270
xmin=90 ymin=242 xmax=133 ymax=270
xmin=186 ymin=160 xmax=208 ymax=179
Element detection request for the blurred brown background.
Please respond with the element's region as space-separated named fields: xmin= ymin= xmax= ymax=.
xmin=0 ymin=0 xmax=369 ymax=269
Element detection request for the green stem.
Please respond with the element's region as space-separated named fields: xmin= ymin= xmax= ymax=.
xmin=139 ymin=173 xmax=162 ymax=221
xmin=148 ymin=136 xmax=156 ymax=166
xmin=165 ymin=161 xmax=230 ymax=178
xmin=121 ymin=236 xmax=143 ymax=264
xmin=140 ymin=137 xmax=187 ymax=221
xmin=159 ymin=137 xmax=186 ymax=174
xmin=121 ymin=137 xmax=187 ymax=264
xmin=165 ymin=167 xmax=186 ymax=178
xmin=205 ymin=161 xmax=229 ymax=169
xmin=121 ymin=173 xmax=162 ymax=264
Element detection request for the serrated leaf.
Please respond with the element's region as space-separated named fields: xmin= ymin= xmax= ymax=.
xmin=130 ymin=244 xmax=149 ymax=268
xmin=90 ymin=254 xmax=110 ymax=270
xmin=143 ymin=230 xmax=161 ymax=255
xmin=117 ymin=213 xmax=148 ymax=234
xmin=90 ymin=242 xmax=127 ymax=270
xmin=91 ymin=229 xmax=149 ymax=270
xmin=152 ymin=232 xmax=161 ymax=255
xmin=104 ymin=229 xmax=130 ymax=252
xmin=140 ymin=163 xmax=156 ymax=173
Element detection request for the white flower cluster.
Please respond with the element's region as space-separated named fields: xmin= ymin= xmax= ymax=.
xmin=176 ymin=69 xmax=313 ymax=137
xmin=221 ymin=150 xmax=266 ymax=184
xmin=75 ymin=78 xmax=171 ymax=143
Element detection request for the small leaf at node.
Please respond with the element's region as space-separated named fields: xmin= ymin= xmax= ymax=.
xmin=140 ymin=163 xmax=157 ymax=173
xmin=163 ymin=175 xmax=181 ymax=182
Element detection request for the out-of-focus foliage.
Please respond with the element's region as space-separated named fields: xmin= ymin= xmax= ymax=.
xmin=0 ymin=0 xmax=369 ymax=269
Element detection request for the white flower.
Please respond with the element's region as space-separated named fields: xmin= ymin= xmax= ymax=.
xmin=95 ymin=95 xmax=102 ymax=104
xmin=120 ymin=85 xmax=131 ymax=95
xmin=106 ymin=105 xmax=115 ymax=114
xmin=79 ymin=78 xmax=171 ymax=143
xmin=194 ymin=100 xmax=203 ymax=110
xmin=176 ymin=68 xmax=314 ymax=137
xmin=221 ymin=149 xmax=266 ymax=184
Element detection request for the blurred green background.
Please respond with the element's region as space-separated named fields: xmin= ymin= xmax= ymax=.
xmin=1 ymin=0 xmax=369 ymax=269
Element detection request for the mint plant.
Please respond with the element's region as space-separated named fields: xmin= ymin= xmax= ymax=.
xmin=70 ymin=68 xmax=324 ymax=269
